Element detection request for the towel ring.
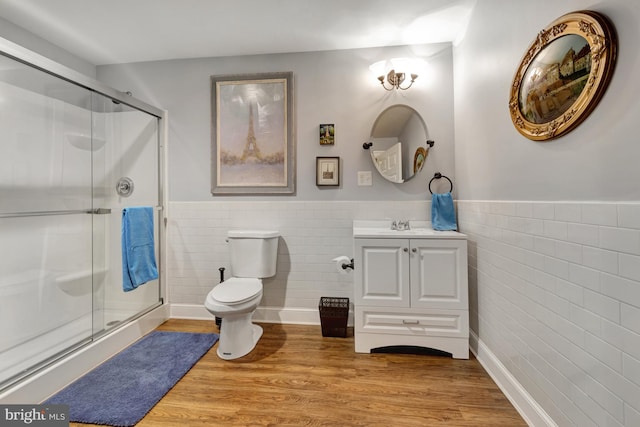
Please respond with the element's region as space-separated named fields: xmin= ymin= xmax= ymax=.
xmin=429 ymin=172 xmax=453 ymax=194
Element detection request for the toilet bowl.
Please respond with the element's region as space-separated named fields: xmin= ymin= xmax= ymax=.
xmin=205 ymin=278 xmax=264 ymax=360
xmin=204 ymin=230 xmax=279 ymax=360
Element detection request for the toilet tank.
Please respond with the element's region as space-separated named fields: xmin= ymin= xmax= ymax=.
xmin=227 ymin=230 xmax=279 ymax=278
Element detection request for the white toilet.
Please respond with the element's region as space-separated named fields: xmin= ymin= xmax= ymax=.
xmin=205 ymin=230 xmax=279 ymax=360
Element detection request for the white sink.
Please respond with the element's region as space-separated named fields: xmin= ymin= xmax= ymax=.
xmin=352 ymin=221 xmax=465 ymax=239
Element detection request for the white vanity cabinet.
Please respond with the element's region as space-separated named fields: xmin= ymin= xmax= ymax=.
xmin=353 ymin=228 xmax=469 ymax=359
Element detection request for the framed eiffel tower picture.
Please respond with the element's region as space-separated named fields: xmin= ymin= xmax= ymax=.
xmin=211 ymin=72 xmax=295 ymax=194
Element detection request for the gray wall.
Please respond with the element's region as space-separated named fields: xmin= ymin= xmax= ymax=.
xmin=454 ymin=0 xmax=640 ymax=201
xmin=97 ymin=44 xmax=455 ymax=201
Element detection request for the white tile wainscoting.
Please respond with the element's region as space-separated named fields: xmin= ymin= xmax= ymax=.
xmin=458 ymin=201 xmax=640 ymax=427
xmin=167 ymin=200 xmax=432 ymax=323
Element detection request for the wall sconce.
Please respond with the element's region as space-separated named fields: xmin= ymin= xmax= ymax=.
xmin=369 ymin=58 xmax=426 ymax=91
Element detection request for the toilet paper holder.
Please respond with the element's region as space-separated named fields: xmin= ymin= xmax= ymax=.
xmin=342 ymin=259 xmax=354 ymax=270
xmin=338 ymin=258 xmax=354 ymax=270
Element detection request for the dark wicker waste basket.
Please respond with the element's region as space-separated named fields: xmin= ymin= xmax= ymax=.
xmin=319 ymin=297 xmax=349 ymax=337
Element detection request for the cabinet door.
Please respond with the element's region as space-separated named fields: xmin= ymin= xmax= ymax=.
xmin=410 ymin=239 xmax=468 ymax=309
xmin=354 ymin=238 xmax=410 ymax=307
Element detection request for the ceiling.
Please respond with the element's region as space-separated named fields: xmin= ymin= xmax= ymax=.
xmin=0 ymin=0 xmax=475 ymax=66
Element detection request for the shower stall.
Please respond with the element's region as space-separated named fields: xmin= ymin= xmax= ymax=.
xmin=0 ymin=38 xmax=167 ymax=401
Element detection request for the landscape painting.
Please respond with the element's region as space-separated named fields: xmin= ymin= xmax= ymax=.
xmin=519 ymin=34 xmax=591 ymax=124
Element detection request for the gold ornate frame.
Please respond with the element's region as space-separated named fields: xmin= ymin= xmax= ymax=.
xmin=509 ymin=11 xmax=616 ymax=141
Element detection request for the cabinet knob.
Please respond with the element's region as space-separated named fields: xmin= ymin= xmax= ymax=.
xmin=403 ymin=247 xmax=408 ymax=252
xmin=411 ymin=248 xmax=417 ymax=253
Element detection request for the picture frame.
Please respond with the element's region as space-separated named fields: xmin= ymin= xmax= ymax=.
xmin=316 ymin=157 xmax=339 ymax=186
xmin=509 ymin=11 xmax=616 ymax=141
xmin=319 ymin=124 xmax=335 ymax=145
xmin=211 ymin=72 xmax=295 ymax=194
xmin=413 ymin=147 xmax=427 ymax=174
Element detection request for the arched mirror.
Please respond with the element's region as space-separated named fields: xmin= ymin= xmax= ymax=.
xmin=364 ymin=104 xmax=434 ymax=183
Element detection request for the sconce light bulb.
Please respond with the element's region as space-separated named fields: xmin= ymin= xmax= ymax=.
xmin=371 ymin=58 xmax=424 ymax=90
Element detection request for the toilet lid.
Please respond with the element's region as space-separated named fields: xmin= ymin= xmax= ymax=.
xmin=210 ymin=278 xmax=262 ymax=305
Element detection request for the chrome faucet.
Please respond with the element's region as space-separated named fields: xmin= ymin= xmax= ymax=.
xmin=391 ymin=220 xmax=411 ymax=230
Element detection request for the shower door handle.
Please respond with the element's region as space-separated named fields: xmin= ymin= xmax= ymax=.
xmin=88 ymin=208 xmax=112 ymax=215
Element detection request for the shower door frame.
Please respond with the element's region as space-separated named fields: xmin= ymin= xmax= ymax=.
xmin=0 ymin=35 xmax=169 ymax=402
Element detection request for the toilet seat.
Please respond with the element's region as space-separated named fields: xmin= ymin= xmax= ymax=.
xmin=210 ymin=278 xmax=262 ymax=305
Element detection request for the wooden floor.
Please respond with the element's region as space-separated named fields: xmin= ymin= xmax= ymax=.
xmin=72 ymin=319 xmax=526 ymax=427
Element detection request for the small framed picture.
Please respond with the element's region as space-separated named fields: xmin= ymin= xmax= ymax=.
xmin=319 ymin=124 xmax=335 ymax=145
xmin=316 ymin=157 xmax=339 ymax=186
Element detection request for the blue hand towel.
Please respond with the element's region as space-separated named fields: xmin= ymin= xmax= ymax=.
xmin=431 ymin=192 xmax=458 ymax=231
xmin=122 ymin=207 xmax=158 ymax=292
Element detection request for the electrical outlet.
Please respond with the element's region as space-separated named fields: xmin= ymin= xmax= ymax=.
xmin=358 ymin=171 xmax=372 ymax=186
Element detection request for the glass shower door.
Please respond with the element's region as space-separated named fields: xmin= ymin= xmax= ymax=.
xmin=91 ymin=93 xmax=161 ymax=335
xmin=0 ymin=55 xmax=95 ymax=387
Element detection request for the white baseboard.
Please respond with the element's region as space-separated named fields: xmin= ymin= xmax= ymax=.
xmin=469 ymin=331 xmax=557 ymax=427
xmin=170 ymin=303 xmax=353 ymax=326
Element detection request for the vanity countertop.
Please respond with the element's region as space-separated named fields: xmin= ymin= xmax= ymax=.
xmin=353 ymin=220 xmax=466 ymax=239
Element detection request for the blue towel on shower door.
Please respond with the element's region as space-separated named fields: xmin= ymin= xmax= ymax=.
xmin=122 ymin=207 xmax=158 ymax=292
xmin=431 ymin=192 xmax=458 ymax=231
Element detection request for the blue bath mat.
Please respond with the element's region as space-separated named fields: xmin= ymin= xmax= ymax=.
xmin=45 ymin=331 xmax=218 ymax=426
